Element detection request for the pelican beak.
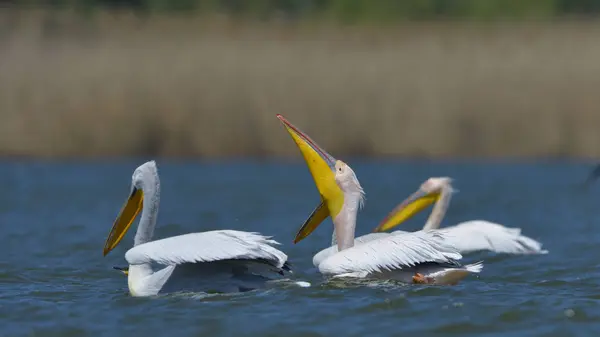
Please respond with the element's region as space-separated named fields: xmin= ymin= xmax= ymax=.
xmin=276 ymin=114 xmax=344 ymax=243
xmin=294 ymin=200 xmax=329 ymax=243
xmin=373 ymin=188 xmax=440 ymax=232
xmin=113 ymin=266 xmax=129 ymax=276
xmin=103 ymin=187 xmax=144 ymax=256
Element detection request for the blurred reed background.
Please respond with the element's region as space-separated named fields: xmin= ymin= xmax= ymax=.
xmin=2 ymin=0 xmax=600 ymax=159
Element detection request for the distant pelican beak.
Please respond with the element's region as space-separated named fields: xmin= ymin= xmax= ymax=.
xmin=103 ymin=187 xmax=144 ymax=256
xmin=113 ymin=266 xmax=129 ymax=276
xmin=276 ymin=114 xmax=344 ymax=243
xmin=373 ymin=188 xmax=440 ymax=232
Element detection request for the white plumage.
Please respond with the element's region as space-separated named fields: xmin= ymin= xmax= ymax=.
xmin=125 ymin=230 xmax=287 ymax=268
xmin=318 ymin=230 xmax=461 ymax=276
xmin=374 ymin=177 xmax=547 ymax=256
xmin=103 ymin=161 xmax=290 ymax=297
xmin=312 ymin=233 xmax=387 ymax=267
xmin=275 ymin=114 xmax=482 ymax=285
xmin=432 ymin=220 xmax=547 ymax=255
xmin=310 ymin=161 xmax=482 ymax=285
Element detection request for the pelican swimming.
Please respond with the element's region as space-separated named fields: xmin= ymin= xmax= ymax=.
xmin=276 ymin=115 xmax=482 ymax=285
xmin=103 ymin=160 xmax=291 ymax=297
xmin=373 ymin=177 xmax=548 ymax=255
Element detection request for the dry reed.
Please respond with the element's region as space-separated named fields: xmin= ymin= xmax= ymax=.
xmin=1 ymin=9 xmax=600 ymax=159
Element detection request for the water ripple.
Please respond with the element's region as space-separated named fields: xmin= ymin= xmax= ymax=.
xmin=2 ymin=161 xmax=600 ymax=336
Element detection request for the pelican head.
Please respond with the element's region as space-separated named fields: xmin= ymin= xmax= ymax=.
xmin=103 ymin=160 xmax=158 ymax=256
xmin=276 ymin=114 xmax=344 ymax=243
xmin=334 ymin=160 xmax=365 ymax=208
xmin=373 ymin=177 xmax=453 ymax=232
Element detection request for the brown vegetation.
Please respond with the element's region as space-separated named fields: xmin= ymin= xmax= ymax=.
xmin=1 ymin=10 xmax=600 ymax=159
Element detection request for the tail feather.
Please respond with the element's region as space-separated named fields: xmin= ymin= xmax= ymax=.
xmin=516 ymin=235 xmax=548 ymax=254
xmin=282 ymin=261 xmax=292 ymax=273
xmin=464 ymin=261 xmax=484 ymax=273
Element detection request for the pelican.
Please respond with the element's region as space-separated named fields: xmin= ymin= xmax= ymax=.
xmin=276 ymin=115 xmax=482 ymax=285
xmin=103 ymin=160 xmax=291 ymax=297
xmin=373 ymin=177 xmax=548 ymax=255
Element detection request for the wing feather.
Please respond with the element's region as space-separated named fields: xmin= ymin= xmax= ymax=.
xmin=318 ymin=230 xmax=462 ymax=276
xmin=125 ymin=230 xmax=288 ymax=269
xmin=312 ymin=233 xmax=390 ymax=267
xmin=437 ymin=220 xmax=548 ymax=255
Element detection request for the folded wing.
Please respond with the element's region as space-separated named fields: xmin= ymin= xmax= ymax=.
xmin=125 ymin=230 xmax=288 ymax=269
xmin=312 ymin=232 xmax=390 ymax=267
xmin=436 ymin=220 xmax=548 ymax=255
xmin=318 ymin=230 xmax=462 ymax=275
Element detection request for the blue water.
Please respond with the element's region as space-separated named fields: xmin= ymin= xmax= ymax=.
xmin=2 ymin=159 xmax=600 ymax=336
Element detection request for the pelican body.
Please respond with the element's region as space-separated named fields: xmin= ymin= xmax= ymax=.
xmin=103 ymin=161 xmax=290 ymax=297
xmin=276 ymin=115 xmax=482 ymax=285
xmin=373 ymin=177 xmax=548 ymax=255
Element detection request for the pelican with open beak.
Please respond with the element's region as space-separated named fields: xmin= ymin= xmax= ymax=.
xmin=277 ymin=115 xmax=482 ymax=285
xmin=103 ymin=160 xmax=291 ymax=297
xmin=374 ymin=177 xmax=548 ymax=255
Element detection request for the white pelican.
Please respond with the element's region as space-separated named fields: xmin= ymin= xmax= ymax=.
xmin=373 ymin=177 xmax=548 ymax=255
xmin=276 ymin=115 xmax=482 ymax=285
xmin=103 ymin=160 xmax=291 ymax=297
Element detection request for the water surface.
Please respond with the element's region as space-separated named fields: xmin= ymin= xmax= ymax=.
xmin=1 ymin=160 xmax=599 ymax=336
